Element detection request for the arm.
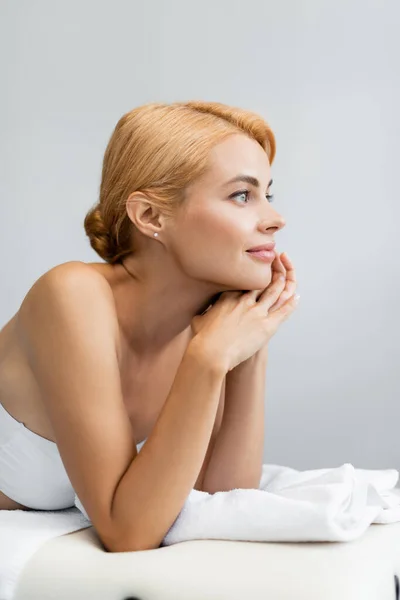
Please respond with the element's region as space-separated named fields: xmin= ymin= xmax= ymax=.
xmin=191 ymin=251 xmax=296 ymax=493
xmin=200 ymin=349 xmax=268 ymax=494
xmin=110 ymin=339 xmax=227 ymax=551
xmin=193 ymin=377 xmax=226 ymax=491
xmin=18 ymin=263 xmax=227 ymax=553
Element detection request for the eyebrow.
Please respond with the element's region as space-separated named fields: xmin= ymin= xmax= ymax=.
xmin=224 ymin=175 xmax=273 ymax=189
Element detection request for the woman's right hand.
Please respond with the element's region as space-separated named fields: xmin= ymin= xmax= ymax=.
xmin=190 ymin=262 xmax=299 ymax=372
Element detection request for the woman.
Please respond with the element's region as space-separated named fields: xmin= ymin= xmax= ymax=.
xmin=0 ymin=100 xmax=298 ymax=551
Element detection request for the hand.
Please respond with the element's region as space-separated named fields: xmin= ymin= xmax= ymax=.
xmin=190 ymin=250 xmax=299 ymax=373
xmin=239 ymin=251 xmax=298 ymax=363
xmin=253 ymin=251 xmax=298 ymax=314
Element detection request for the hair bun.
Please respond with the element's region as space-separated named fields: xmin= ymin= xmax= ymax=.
xmin=84 ymin=205 xmax=115 ymax=262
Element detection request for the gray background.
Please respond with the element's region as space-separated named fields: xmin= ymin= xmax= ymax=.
xmin=1 ymin=0 xmax=399 ymax=471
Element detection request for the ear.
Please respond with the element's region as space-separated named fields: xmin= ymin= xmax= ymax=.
xmin=125 ymin=193 xmax=164 ymax=237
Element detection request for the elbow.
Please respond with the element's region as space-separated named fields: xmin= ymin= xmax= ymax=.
xmin=103 ymin=530 xmax=162 ymax=553
xmin=108 ymin=538 xmax=160 ymax=553
xmin=100 ymin=500 xmax=165 ymax=552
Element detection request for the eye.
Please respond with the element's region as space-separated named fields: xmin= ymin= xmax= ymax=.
xmin=230 ymin=190 xmax=275 ymax=204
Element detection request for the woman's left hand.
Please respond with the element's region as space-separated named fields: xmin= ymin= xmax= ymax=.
xmin=202 ymin=251 xmax=297 ymax=317
xmin=259 ymin=251 xmax=297 ymax=313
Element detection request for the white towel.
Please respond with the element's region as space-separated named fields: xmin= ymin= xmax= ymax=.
xmin=0 ymin=506 xmax=90 ymax=600
xmin=162 ymin=463 xmax=400 ymax=545
xmin=1 ymin=462 xmax=400 ymax=600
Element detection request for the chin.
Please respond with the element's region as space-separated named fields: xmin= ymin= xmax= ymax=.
xmin=236 ymin=272 xmax=273 ymax=293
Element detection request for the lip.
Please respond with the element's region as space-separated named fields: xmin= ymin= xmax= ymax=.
xmin=246 ymin=242 xmax=276 ymax=252
xmin=246 ymin=249 xmax=275 ymax=263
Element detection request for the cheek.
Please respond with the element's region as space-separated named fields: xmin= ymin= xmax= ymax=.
xmin=181 ymin=208 xmax=246 ymax=255
xmin=173 ymin=208 xmax=252 ymax=281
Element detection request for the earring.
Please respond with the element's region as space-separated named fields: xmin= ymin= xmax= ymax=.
xmin=154 ymin=233 xmax=158 ymax=237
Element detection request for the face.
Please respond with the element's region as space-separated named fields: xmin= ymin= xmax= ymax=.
xmin=168 ymin=133 xmax=286 ymax=292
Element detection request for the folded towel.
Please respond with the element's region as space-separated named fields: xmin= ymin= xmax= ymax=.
xmin=162 ymin=463 xmax=400 ymax=545
xmin=1 ymin=462 xmax=400 ymax=600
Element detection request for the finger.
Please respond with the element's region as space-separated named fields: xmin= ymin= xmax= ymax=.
xmin=280 ymin=252 xmax=295 ymax=284
xmin=243 ymin=288 xmax=265 ymax=303
xmin=279 ymin=293 xmax=299 ymax=317
xmin=209 ymin=290 xmax=243 ymax=310
xmin=267 ymin=293 xmax=299 ymax=323
xmin=273 ymin=252 xmax=297 ymax=305
xmin=271 ymin=252 xmax=287 ymax=280
xmin=245 ymin=250 xmax=294 ymax=306
xmin=256 ymin=275 xmax=286 ymax=308
xmin=269 ymin=282 xmax=298 ymax=313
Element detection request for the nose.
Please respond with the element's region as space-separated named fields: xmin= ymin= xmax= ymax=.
xmin=274 ymin=210 xmax=286 ymax=229
xmin=262 ymin=209 xmax=286 ymax=233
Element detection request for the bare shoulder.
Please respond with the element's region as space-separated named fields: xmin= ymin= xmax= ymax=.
xmin=16 ymin=261 xmax=119 ymax=354
xmin=19 ymin=261 xmax=116 ymax=320
xmin=13 ymin=261 xmax=136 ymax=549
xmin=25 ymin=260 xmax=113 ymax=296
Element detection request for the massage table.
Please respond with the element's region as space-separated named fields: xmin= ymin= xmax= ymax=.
xmin=12 ymin=521 xmax=400 ymax=599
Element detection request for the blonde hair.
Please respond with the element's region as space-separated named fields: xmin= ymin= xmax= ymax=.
xmin=84 ymin=101 xmax=276 ymax=264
